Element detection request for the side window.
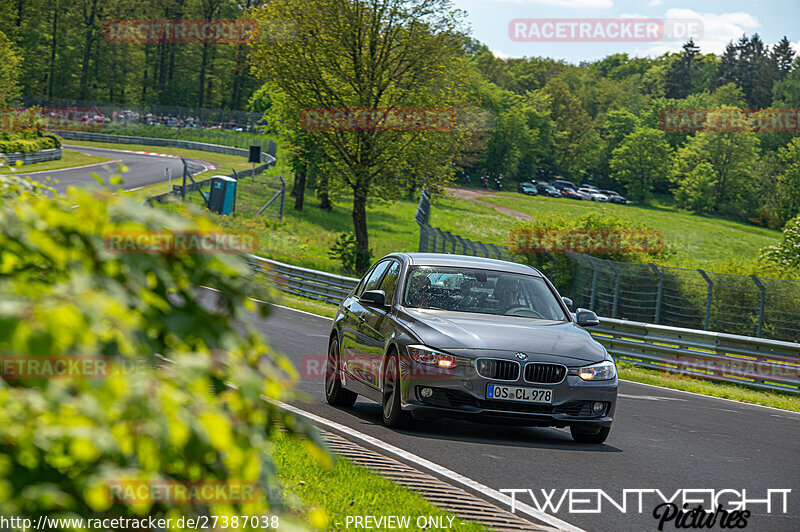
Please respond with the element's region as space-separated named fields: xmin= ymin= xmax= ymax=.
xmin=360 ymin=260 xmax=391 ymax=295
xmin=379 ymin=261 xmax=401 ymax=304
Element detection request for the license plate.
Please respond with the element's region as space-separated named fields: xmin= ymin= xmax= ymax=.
xmin=487 ymin=384 xmax=552 ymax=404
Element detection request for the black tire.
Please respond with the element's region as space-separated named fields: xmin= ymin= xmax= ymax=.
xmin=570 ymin=425 xmax=610 ymax=444
xmin=325 ymin=338 xmax=357 ymax=407
xmin=382 ymin=353 xmax=412 ymax=428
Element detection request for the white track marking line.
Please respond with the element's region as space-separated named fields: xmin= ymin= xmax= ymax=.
xmin=268 ymin=398 xmax=586 ymax=532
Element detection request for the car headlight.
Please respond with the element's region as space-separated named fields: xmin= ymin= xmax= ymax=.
xmin=570 ymin=360 xmax=616 ymax=381
xmin=407 ymin=345 xmax=456 ymax=368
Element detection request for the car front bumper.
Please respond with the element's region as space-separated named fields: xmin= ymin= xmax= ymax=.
xmin=398 ymin=356 xmax=617 ymax=428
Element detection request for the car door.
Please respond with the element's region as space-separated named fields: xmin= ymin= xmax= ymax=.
xmin=359 ymin=260 xmax=401 ymax=389
xmin=342 ymin=260 xmax=392 ymax=386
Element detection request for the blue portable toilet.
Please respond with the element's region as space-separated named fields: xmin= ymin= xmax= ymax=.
xmin=209 ymin=175 xmax=237 ymax=215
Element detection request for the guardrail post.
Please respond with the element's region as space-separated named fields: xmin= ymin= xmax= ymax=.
xmin=278 ymin=175 xmax=286 ymax=222
xmin=649 ymin=263 xmax=663 ymax=324
xmin=751 ymin=274 xmax=766 ymax=337
xmin=609 ymin=261 xmax=621 ymax=319
xmin=698 ymin=269 xmax=713 ymax=331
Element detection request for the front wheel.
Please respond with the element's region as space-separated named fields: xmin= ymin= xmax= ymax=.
xmin=325 ymin=338 xmax=357 ymax=407
xmin=570 ymin=425 xmax=610 ymax=444
xmin=382 ymin=354 xmax=412 ymax=428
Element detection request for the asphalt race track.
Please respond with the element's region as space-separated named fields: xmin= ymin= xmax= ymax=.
xmin=258 ymin=305 xmax=800 ymax=532
xmin=13 ymin=145 xmax=214 ymax=194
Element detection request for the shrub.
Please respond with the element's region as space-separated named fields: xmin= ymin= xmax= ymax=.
xmin=0 ymin=173 xmax=318 ymax=526
xmin=328 ymin=232 xmax=372 ymax=275
xmin=760 ymin=215 xmax=800 ymax=276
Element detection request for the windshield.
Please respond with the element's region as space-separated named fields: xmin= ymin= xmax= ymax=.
xmin=403 ymin=266 xmax=569 ymax=321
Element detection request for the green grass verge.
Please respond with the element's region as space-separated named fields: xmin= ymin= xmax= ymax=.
xmin=480 ymin=192 xmax=782 ymax=272
xmin=272 ymin=432 xmax=488 ymax=531
xmin=617 ymin=361 xmax=800 ymax=411
xmin=0 ymin=149 xmax=114 ymax=174
xmin=273 ymin=292 xmax=339 ymax=319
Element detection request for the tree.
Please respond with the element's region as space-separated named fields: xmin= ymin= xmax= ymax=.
xmin=610 ymin=127 xmax=672 ymax=202
xmin=673 ymin=129 xmax=760 ymax=217
xmin=250 ymin=0 xmax=471 ymax=271
xmin=664 ymin=39 xmax=701 ymax=99
xmin=774 ymin=137 xmax=800 ymax=223
xmin=541 ymin=78 xmax=595 ymax=178
xmin=0 ymin=30 xmax=20 ymax=109
xmin=674 ymin=161 xmax=718 ymax=213
xmin=771 ymin=37 xmax=796 ymax=81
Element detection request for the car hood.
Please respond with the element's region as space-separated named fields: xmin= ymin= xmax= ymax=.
xmin=398 ymin=308 xmax=606 ymax=364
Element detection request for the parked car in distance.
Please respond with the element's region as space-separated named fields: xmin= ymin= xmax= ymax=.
xmin=600 ymin=190 xmax=628 ymax=204
xmin=560 ymin=187 xmax=583 ymax=200
xmin=325 ymin=253 xmax=617 ymax=443
xmin=517 ymin=182 xmax=538 ymax=196
xmin=577 ymin=187 xmax=608 ymax=202
xmin=540 ymin=184 xmax=562 ymax=198
xmin=551 ymin=179 xmax=577 ymax=191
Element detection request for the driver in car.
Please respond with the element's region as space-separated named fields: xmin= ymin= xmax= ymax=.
xmin=493 ymin=276 xmax=524 ymax=314
xmin=407 ymin=273 xmax=432 ymax=307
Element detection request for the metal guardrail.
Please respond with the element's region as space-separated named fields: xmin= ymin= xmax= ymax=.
xmin=591 ymin=318 xmax=799 ymax=394
xmin=0 ymin=148 xmax=62 ymax=165
xmin=247 ymin=255 xmax=358 ymax=305
xmin=246 ymin=254 xmax=800 ymax=394
xmin=50 ymin=130 xmax=277 ymax=164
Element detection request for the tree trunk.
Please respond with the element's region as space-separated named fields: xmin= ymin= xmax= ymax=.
xmin=352 ymin=185 xmax=370 ymax=272
xmin=318 ymin=174 xmax=331 ymax=210
xmin=47 ymin=3 xmax=59 ymax=98
xmin=198 ymin=41 xmax=210 ymax=107
xmin=78 ymin=0 xmax=100 ymax=100
xmin=293 ymin=162 xmax=306 ymax=210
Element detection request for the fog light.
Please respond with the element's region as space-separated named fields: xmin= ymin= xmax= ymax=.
xmin=421 ymin=387 xmax=433 ymax=398
xmin=592 ymin=402 xmax=605 ymax=414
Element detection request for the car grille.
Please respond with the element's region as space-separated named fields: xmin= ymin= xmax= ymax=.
xmin=476 ymin=359 xmax=520 ymax=381
xmin=524 ymin=363 xmax=566 ymax=384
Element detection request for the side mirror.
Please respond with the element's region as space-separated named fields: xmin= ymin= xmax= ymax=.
xmin=561 ymin=297 xmax=573 ymax=308
xmin=360 ymin=289 xmax=386 ymax=307
xmin=575 ymin=308 xmax=600 ymax=327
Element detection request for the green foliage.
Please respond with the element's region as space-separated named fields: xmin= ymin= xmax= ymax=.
xmin=673 ymin=130 xmax=760 ymax=217
xmin=0 ymin=173 xmax=318 ymax=524
xmin=0 ymin=131 xmax=62 ymax=154
xmin=674 ymin=161 xmax=718 ymax=213
xmin=610 ymin=127 xmax=673 ymax=202
xmin=328 ymin=233 xmax=372 ymax=275
xmin=0 ymin=29 xmax=20 ymax=109
xmin=760 ymin=215 xmax=800 ymax=275
xmin=509 ymin=210 xmax=666 ymax=293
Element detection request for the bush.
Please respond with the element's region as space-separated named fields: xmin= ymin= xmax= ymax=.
xmin=760 ymin=215 xmax=800 ymax=276
xmin=328 ymin=232 xmax=372 ymax=275
xmin=508 ymin=210 xmax=669 ymax=293
xmin=0 ymin=129 xmax=61 ymax=154
xmin=0 ymin=174 xmax=318 ymax=526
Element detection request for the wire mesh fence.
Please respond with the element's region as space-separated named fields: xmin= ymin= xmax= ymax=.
xmin=416 ymin=222 xmax=800 ymax=342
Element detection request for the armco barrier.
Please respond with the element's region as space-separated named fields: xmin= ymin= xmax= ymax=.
xmin=50 ymin=130 xmax=277 ymax=164
xmin=246 ymin=253 xmax=800 ymax=394
xmin=247 ymin=255 xmax=358 ymax=304
xmin=0 ymin=148 xmax=62 ymax=165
